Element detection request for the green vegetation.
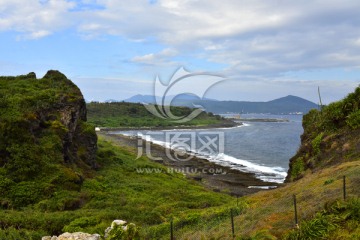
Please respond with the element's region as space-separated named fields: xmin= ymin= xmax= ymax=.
xmin=87 ymin=101 xmax=225 ymax=128
xmin=311 ymin=132 xmax=324 ymax=156
xmin=180 ymin=161 xmax=360 ymax=239
xmin=286 ymin=85 xmax=360 ymax=182
xmin=0 ymin=71 xmax=238 ymax=239
xmin=285 ymin=198 xmax=360 ymax=239
xmin=1 ymin=72 xmax=359 ymax=239
xmin=0 ymin=71 xmax=96 ymax=210
xmin=302 ymin=85 xmax=360 ymax=133
xmin=290 ymin=157 xmax=305 ymax=181
xmin=0 ymin=137 xmax=238 ymax=239
xmin=107 ymin=222 xmax=140 ymax=240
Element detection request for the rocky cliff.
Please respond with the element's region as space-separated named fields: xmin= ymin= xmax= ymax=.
xmin=286 ymin=86 xmax=360 ymax=182
xmin=0 ymin=70 xmax=97 ymax=209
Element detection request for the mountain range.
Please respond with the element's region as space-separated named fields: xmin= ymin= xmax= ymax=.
xmin=122 ymin=94 xmax=319 ymax=114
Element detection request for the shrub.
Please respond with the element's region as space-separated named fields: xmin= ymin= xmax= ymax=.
xmin=62 ymin=217 xmax=100 ymax=233
xmin=346 ymin=110 xmax=360 ymax=129
xmin=291 ymin=157 xmax=305 ymax=180
xmin=311 ymin=132 xmax=324 ymax=155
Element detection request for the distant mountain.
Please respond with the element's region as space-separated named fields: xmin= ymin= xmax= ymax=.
xmin=124 ymin=94 xmax=159 ymax=104
xmin=104 ymin=99 xmax=121 ymax=103
xmin=123 ymin=94 xmax=318 ymax=114
xmin=193 ymin=95 xmax=318 ymax=114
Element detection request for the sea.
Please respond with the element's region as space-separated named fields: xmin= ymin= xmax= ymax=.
xmin=110 ymin=114 xmax=304 ymax=184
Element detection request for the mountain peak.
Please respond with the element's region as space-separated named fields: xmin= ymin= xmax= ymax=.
xmin=268 ymin=95 xmax=317 ymax=104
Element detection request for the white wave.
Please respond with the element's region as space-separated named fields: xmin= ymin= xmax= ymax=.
xmin=161 ymin=123 xmax=249 ymax=132
xmin=118 ymin=132 xmax=133 ymax=137
xmin=134 ymin=132 xmax=286 ymax=183
xmin=248 ymin=186 xmax=278 ymax=189
xmin=205 ymin=153 xmax=287 ymax=183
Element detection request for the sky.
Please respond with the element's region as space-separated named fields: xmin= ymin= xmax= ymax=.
xmin=0 ymin=0 xmax=360 ymax=104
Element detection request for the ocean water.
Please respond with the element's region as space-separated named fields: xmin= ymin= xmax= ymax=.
xmin=111 ymin=114 xmax=303 ymax=183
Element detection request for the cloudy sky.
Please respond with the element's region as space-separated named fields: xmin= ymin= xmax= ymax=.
xmin=1 ymin=0 xmax=359 ymax=104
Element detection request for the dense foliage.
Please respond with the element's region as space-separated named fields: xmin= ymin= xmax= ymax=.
xmin=303 ymin=86 xmax=360 ymax=133
xmin=286 ymin=86 xmax=360 ymax=181
xmin=0 ymin=71 xmax=97 ymax=209
xmin=87 ymin=101 xmax=224 ymax=128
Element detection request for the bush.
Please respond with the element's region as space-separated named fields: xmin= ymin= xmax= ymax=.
xmin=62 ymin=217 xmax=100 ymax=233
xmin=291 ymin=157 xmax=305 ymax=180
xmin=311 ymin=132 xmax=324 ymax=155
xmin=346 ymin=110 xmax=360 ymax=129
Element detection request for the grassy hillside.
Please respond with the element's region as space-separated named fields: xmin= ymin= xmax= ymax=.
xmin=0 ymin=136 xmax=239 ymax=239
xmin=286 ymin=86 xmax=360 ymax=182
xmin=181 ymin=161 xmax=359 ymax=239
xmin=86 ymin=101 xmax=229 ymax=128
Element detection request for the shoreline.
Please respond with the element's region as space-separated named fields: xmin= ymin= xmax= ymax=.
xmin=234 ymin=118 xmax=290 ymax=122
xmin=99 ymin=131 xmax=281 ymax=197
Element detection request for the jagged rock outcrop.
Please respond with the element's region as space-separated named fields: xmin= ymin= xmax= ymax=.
xmin=41 ymin=70 xmax=97 ymax=168
xmin=0 ymin=70 xmax=98 ymax=209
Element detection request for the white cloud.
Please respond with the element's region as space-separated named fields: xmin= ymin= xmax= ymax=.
xmin=65 ymin=0 xmax=360 ymax=77
xmin=131 ymin=48 xmax=178 ymax=65
xmin=1 ymin=0 xmax=360 ymax=88
xmin=0 ymin=0 xmax=75 ymax=38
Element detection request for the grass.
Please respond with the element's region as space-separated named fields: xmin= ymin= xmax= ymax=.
xmin=285 ymin=197 xmax=360 ymax=239
xmin=179 ymin=161 xmax=360 ymax=239
xmin=0 ymin=136 xmax=359 ymax=239
xmin=0 ymin=136 xmax=239 ymax=239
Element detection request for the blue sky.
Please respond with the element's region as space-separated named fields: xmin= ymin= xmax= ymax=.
xmin=1 ymin=0 xmax=359 ymax=104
